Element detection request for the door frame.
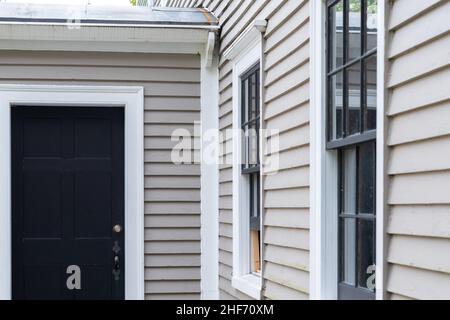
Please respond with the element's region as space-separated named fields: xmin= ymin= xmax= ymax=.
xmin=0 ymin=84 xmax=145 ymax=300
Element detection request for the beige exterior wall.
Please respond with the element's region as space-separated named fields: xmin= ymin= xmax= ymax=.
xmin=163 ymin=0 xmax=312 ymax=300
xmin=0 ymin=50 xmax=202 ymax=300
xmin=386 ymin=0 xmax=450 ymax=300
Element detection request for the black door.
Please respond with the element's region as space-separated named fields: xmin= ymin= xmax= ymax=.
xmin=12 ymin=107 xmax=125 ymax=300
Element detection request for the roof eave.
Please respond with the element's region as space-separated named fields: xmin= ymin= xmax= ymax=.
xmin=0 ymin=23 xmax=217 ymax=55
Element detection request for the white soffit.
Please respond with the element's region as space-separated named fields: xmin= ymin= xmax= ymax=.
xmin=0 ymin=3 xmax=219 ymax=54
xmin=0 ymin=24 xmax=212 ymax=54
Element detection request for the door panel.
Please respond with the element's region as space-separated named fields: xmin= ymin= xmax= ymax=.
xmin=12 ymin=107 xmax=125 ymax=300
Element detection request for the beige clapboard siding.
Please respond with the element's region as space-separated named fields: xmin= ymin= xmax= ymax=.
xmin=265 ymin=208 xmax=309 ymax=229
xmin=146 ymin=293 xmax=200 ymax=300
xmin=388 ymin=205 xmax=450 ymax=239
xmin=264 ymin=261 xmax=309 ymax=294
xmin=264 ymin=280 xmax=309 ymax=300
xmin=388 ymin=235 xmax=450 ymax=274
xmin=387 ymin=100 xmax=450 ymax=147
xmin=264 ymin=245 xmax=309 ymax=272
xmin=0 ymin=50 xmax=202 ymax=300
xmin=386 ymin=0 xmax=450 ymax=300
xmin=387 ymin=264 xmax=450 ymax=300
xmin=388 ymin=0 xmax=444 ymax=30
xmin=145 ymin=254 xmax=201 ymax=267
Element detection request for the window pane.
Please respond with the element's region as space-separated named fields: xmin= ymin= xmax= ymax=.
xmin=249 ymin=72 xmax=258 ymax=120
xmin=340 ymin=218 xmax=356 ymax=286
xmin=242 ymin=126 xmax=248 ymax=167
xmin=348 ymin=62 xmax=361 ymax=135
xmin=366 ymin=0 xmax=377 ymax=52
xmin=250 ymin=173 xmax=260 ymax=223
xmin=358 ymin=142 xmax=375 ymax=214
xmin=365 ymin=54 xmax=377 ymax=131
xmin=250 ymin=173 xmax=261 ymax=274
xmin=248 ymin=126 xmax=258 ymax=166
xmin=357 ymin=219 xmax=375 ymax=290
xmin=348 ymin=0 xmax=362 ymax=62
xmin=242 ymin=79 xmax=249 ymax=124
xmin=342 ymin=147 xmax=357 ymax=215
xmin=330 ymin=71 xmax=344 ymax=140
xmin=329 ymin=1 xmax=344 ymax=70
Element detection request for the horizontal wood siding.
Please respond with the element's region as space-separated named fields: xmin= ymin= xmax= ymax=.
xmin=386 ymin=0 xmax=450 ymax=300
xmin=0 ymin=50 xmax=201 ymax=300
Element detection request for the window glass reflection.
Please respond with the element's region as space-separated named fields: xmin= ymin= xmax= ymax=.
xmin=342 ymin=147 xmax=357 ymax=215
xmin=366 ymin=0 xmax=377 ymax=51
xmin=357 ymin=219 xmax=375 ymax=290
xmin=348 ymin=0 xmax=362 ymax=62
xmin=365 ymin=54 xmax=377 ymax=131
xmin=330 ymin=72 xmax=344 ymax=140
xmin=341 ymin=218 xmax=356 ymax=286
xmin=329 ymin=1 xmax=344 ymax=69
xmin=348 ymin=62 xmax=361 ymax=135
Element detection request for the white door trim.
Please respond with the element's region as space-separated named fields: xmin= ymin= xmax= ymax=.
xmin=0 ymin=84 xmax=145 ymax=300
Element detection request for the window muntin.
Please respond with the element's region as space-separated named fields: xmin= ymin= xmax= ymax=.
xmin=327 ymin=0 xmax=377 ymax=300
xmin=240 ymin=64 xmax=261 ymax=274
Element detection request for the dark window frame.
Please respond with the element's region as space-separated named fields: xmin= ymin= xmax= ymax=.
xmin=326 ymin=0 xmax=378 ymax=300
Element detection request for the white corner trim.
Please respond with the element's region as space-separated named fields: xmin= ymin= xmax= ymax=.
xmin=376 ymin=0 xmax=387 ymax=301
xmin=231 ymin=39 xmax=263 ymax=300
xmin=0 ymin=84 xmax=145 ymax=300
xmin=309 ymin=0 xmax=325 ymax=300
xmin=200 ymin=53 xmax=219 ymax=300
xmin=223 ymin=19 xmax=267 ymax=61
xmin=0 ymin=24 xmax=214 ymax=54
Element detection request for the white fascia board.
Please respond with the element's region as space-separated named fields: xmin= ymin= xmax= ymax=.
xmin=0 ymin=24 xmax=215 ymax=54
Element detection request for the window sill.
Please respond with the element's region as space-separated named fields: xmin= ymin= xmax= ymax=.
xmin=232 ymin=274 xmax=262 ymax=300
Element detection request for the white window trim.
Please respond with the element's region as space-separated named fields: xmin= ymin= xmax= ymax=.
xmin=229 ymin=22 xmax=266 ymax=300
xmin=309 ymin=0 xmax=386 ymax=300
xmin=0 ymin=85 xmax=145 ymax=300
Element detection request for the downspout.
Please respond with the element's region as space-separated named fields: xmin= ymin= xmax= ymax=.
xmin=200 ymin=31 xmax=220 ymax=300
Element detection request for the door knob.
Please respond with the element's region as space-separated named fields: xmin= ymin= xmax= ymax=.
xmin=113 ymin=224 xmax=122 ymax=234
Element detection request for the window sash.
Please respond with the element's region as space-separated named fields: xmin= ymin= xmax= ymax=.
xmin=326 ymin=0 xmax=378 ymax=146
xmin=241 ymin=63 xmax=261 ymax=171
xmin=338 ymin=142 xmax=376 ymax=299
